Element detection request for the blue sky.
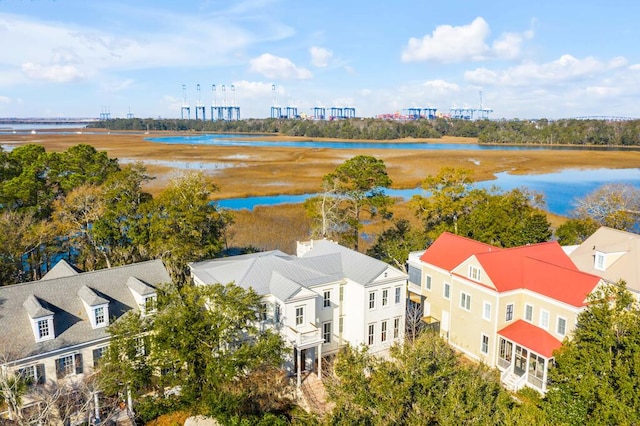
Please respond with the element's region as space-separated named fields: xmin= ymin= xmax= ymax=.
xmin=1 ymin=0 xmax=639 ymax=120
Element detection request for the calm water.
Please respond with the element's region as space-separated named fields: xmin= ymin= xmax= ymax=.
xmin=147 ymin=133 xmax=640 ymax=152
xmin=216 ymin=168 xmax=640 ymax=217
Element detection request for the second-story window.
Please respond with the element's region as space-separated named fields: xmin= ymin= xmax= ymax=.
xmin=382 ymin=289 xmax=389 ymax=307
xmin=56 ymin=354 xmax=83 ymax=379
xmin=460 ymin=292 xmax=471 ymax=311
xmin=323 ymin=290 xmax=331 ymax=308
xmin=506 ymin=304 xmax=514 ymax=321
xmin=483 ymin=302 xmax=491 ymax=321
xmin=444 ymin=283 xmax=450 ymax=299
xmin=525 ymin=304 xmax=533 ymax=322
xmin=425 ymin=275 xmax=432 ymax=291
xmin=295 ymin=306 xmax=304 ymax=326
xmin=368 ymin=323 xmax=375 ymax=345
xmin=369 ymin=291 xmax=376 ymax=309
xmin=395 ymin=286 xmax=401 ymax=304
xmin=323 ymin=321 xmax=332 ymax=343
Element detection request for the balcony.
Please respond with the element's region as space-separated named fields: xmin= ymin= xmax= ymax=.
xmin=286 ymin=323 xmax=324 ymax=350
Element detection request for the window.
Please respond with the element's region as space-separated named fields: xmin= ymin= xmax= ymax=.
xmin=17 ymin=364 xmax=45 ymax=386
xmin=444 ymin=283 xmax=450 ymax=299
xmin=395 ymin=287 xmax=401 ymax=304
xmin=408 ymin=265 xmax=421 ymax=286
xmin=481 ymin=334 xmax=489 ymax=354
xmin=469 ymin=266 xmax=481 ymax=281
xmin=382 ymin=289 xmax=389 ymax=307
xmin=525 ymin=304 xmax=533 ymax=322
xmin=93 ymin=346 xmax=108 ymax=368
xmin=595 ymin=253 xmax=605 ymax=270
xmin=369 ymin=292 xmax=376 ymax=309
xmin=425 ymin=275 xmax=432 ymax=291
xmin=499 ymin=338 xmax=513 ymax=363
xmin=144 ymin=295 xmax=157 ymax=314
xmin=274 ymin=304 xmax=281 ymax=323
xmin=56 ymin=354 xmax=83 ymax=379
xmin=259 ymin=303 xmax=268 ymax=321
xmin=295 ymin=306 xmax=304 ymax=326
xmin=483 ymin=302 xmax=492 ymax=321
xmin=393 ymin=317 xmax=400 ymax=339
xmin=323 ymin=321 xmax=332 ymax=343
xmin=37 ymin=319 xmax=50 ymax=339
xmin=368 ymin=323 xmax=375 ymax=345
xmin=339 ymin=285 xmax=344 ymax=302
xmin=557 ymin=317 xmax=567 ymax=336
xmin=460 ymin=292 xmax=471 ymax=311
xmin=323 ymin=290 xmax=331 ymax=308
xmin=506 ymin=303 xmax=514 ymax=321
xmin=339 ymin=316 xmax=344 ymax=333
xmin=381 ymin=320 xmax=388 ymax=342
xmin=94 ymin=306 xmax=106 ymax=326
xmin=540 ymin=310 xmax=550 ymax=329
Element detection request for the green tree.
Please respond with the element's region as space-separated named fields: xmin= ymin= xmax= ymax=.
xmin=140 ymin=171 xmax=232 ymax=282
xmin=319 ymin=155 xmax=393 ymax=251
xmin=543 ymin=280 xmax=640 ymax=425
xmin=555 ymin=217 xmax=600 ymax=245
xmin=99 ymin=282 xmax=288 ymax=421
xmin=326 ymin=331 xmax=515 ymax=425
xmin=366 ymin=219 xmax=427 ymax=272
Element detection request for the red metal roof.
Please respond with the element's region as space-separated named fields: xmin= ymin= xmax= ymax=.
xmin=420 ymin=232 xmax=498 ymax=270
xmin=421 ymin=233 xmax=601 ymax=307
xmin=498 ymin=320 xmax=563 ymax=358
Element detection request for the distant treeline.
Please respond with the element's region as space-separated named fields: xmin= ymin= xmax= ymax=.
xmin=89 ymin=117 xmax=640 ymax=146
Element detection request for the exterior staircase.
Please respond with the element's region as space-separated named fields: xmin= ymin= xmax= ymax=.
xmin=299 ymin=372 xmax=333 ymax=417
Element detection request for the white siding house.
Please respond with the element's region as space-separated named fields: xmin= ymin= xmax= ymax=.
xmin=189 ymin=239 xmax=408 ymax=387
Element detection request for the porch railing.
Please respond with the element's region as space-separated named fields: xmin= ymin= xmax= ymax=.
xmin=286 ymin=323 xmax=322 ymax=347
xmin=500 ymin=363 xmax=514 ymax=383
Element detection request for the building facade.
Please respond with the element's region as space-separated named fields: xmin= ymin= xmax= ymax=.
xmin=407 ymin=232 xmax=602 ymax=393
xmin=189 ymin=239 xmax=408 ymax=387
xmin=0 ymin=259 xmax=172 ymax=422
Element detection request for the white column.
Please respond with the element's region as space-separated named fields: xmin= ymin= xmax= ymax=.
xmin=94 ymin=391 xmax=100 ymax=421
xmin=317 ymin=344 xmax=322 ymax=379
xmin=127 ymin=388 xmax=134 ymax=416
xmin=296 ymin=349 xmax=301 ymax=388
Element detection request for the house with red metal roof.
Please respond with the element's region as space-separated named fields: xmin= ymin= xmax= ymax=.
xmin=406 ymin=232 xmax=603 ymax=393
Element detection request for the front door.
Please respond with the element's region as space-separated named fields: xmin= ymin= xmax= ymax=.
xmin=514 ymin=346 xmax=528 ymax=376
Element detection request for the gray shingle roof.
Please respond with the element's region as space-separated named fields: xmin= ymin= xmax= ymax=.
xmin=0 ymin=259 xmax=171 ymax=363
xmin=190 ymin=240 xmax=393 ymax=301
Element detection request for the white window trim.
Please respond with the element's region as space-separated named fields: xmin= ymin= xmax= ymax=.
xmin=322 ymin=321 xmax=332 ymax=343
xmin=425 ymin=275 xmax=432 ymax=291
xmin=323 ymin=290 xmax=331 ymax=309
xmin=468 ymin=265 xmax=481 ymax=281
xmin=382 ymin=288 xmax=389 ymax=307
xmin=460 ymin=292 xmax=471 ymax=311
xmin=295 ymin=306 xmax=305 ymax=326
xmin=595 ymin=252 xmax=606 ymax=271
xmin=33 ymin=316 xmax=54 ymax=342
xmin=556 ymin=316 xmax=567 ymax=337
xmin=368 ymin=323 xmax=375 ymax=346
xmin=369 ymin=291 xmax=376 ymax=310
xmin=381 ymin=320 xmax=388 ymax=343
xmin=480 ymin=334 xmax=490 ymax=355
xmin=394 ymin=286 xmax=402 ymax=304
xmin=443 ymin=282 xmax=451 ymax=300
xmin=482 ymin=301 xmax=492 ymax=321
xmin=524 ymin=303 xmax=534 ymax=322
xmin=540 ymin=309 xmax=550 ymax=330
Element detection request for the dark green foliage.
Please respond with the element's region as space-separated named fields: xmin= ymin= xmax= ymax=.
xmin=366 ymin=219 xmax=428 ymax=271
xmin=326 ymin=331 xmax=516 ymax=425
xmin=555 ymin=217 xmax=600 ymax=245
xmin=543 ymin=281 xmax=640 ymax=425
xmin=312 ymin=155 xmax=393 ymax=251
xmin=412 ymin=168 xmax=552 ymax=247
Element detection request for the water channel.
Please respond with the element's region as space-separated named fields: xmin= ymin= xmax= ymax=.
xmin=143 ymin=134 xmax=640 ymax=217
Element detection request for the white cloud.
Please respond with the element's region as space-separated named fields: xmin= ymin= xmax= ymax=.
xmin=465 ymin=55 xmax=628 ymax=86
xmin=423 ymin=79 xmax=460 ymax=93
xmin=249 ymin=53 xmax=312 ymax=80
xmin=309 ymin=46 xmax=333 ymax=67
xmin=492 ymin=32 xmax=527 ymax=60
xmin=0 ymin=95 xmax=10 ymax=103
xmin=401 ymin=17 xmax=490 ymax=63
xmin=21 ymin=63 xmax=85 ymax=83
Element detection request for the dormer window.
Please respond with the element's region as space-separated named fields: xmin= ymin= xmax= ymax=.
xmin=38 ymin=319 xmax=51 ymax=339
xmin=78 ymin=285 xmax=109 ymax=329
xmin=595 ymin=252 xmax=606 ymax=271
xmin=23 ymin=295 xmax=55 ymax=343
xmin=127 ymin=276 xmax=158 ymax=316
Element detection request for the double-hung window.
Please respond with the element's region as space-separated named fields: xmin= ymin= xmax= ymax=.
xmin=56 ymin=354 xmax=83 ymax=379
xmin=323 ymin=290 xmax=331 ymax=308
xmin=481 ymin=335 xmax=489 ymax=354
xmin=381 ymin=320 xmax=388 ymax=342
xmin=323 ymin=321 xmax=332 ymax=343
xmin=382 ymin=289 xmax=389 ymax=307
xmin=557 ymin=317 xmax=567 ymax=336
xmin=368 ymin=323 xmax=375 ymax=345
xmin=295 ymin=306 xmax=304 ymax=326
xmin=444 ymin=283 xmax=450 ymax=299
xmin=425 ymin=275 xmax=432 ymax=291
xmin=506 ymin=303 xmax=514 ymax=321
xmin=37 ymin=319 xmax=50 ymax=339
xmin=369 ymin=292 xmax=376 ymax=310
xmin=483 ymin=302 xmax=491 ymax=321
xmin=460 ymin=292 xmax=471 ymax=311
xmin=395 ymin=287 xmax=402 ymax=304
